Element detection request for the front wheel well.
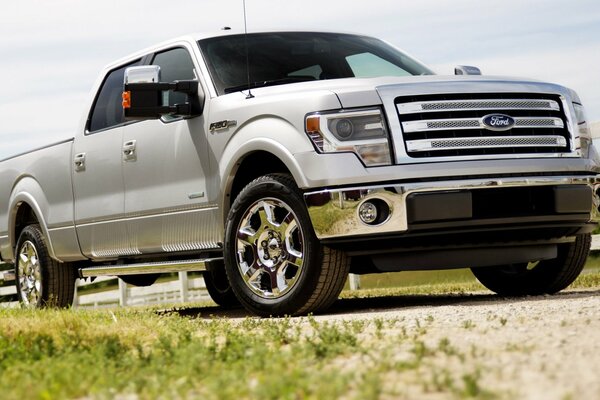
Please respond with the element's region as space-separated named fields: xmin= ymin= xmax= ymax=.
xmin=228 ymin=151 xmax=291 ymax=207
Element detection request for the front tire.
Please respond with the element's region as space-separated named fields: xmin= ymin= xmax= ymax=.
xmin=224 ymin=174 xmax=350 ymax=317
xmin=471 ymin=233 xmax=591 ymax=296
xmin=15 ymin=224 xmax=76 ymax=308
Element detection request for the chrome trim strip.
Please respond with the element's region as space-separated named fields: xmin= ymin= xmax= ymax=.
xmin=402 ymin=117 xmax=564 ymax=133
xmin=78 ymin=258 xmax=222 ymax=277
xmin=75 ymin=205 xmax=219 ymax=227
xmin=304 ymin=175 xmax=599 ymax=239
xmin=397 ymin=98 xmax=561 ymax=114
xmin=406 ymin=135 xmax=567 ymax=152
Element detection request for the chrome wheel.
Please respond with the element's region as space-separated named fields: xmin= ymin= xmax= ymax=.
xmin=236 ymin=198 xmax=304 ymax=298
xmin=17 ymin=240 xmax=42 ymax=306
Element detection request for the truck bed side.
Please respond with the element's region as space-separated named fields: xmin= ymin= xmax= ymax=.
xmin=0 ymin=139 xmax=82 ymax=263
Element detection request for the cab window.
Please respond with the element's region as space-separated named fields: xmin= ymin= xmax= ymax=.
xmin=88 ymin=60 xmax=141 ymax=133
xmin=151 ymin=48 xmax=196 ymax=108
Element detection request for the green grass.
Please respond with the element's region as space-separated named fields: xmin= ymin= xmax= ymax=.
xmin=1 ymin=256 xmax=599 ymax=399
xmin=0 ymin=309 xmax=502 ymax=400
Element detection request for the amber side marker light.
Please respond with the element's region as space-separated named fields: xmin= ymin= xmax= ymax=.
xmin=306 ymin=115 xmax=320 ymax=133
xmin=122 ymin=91 xmax=131 ymax=109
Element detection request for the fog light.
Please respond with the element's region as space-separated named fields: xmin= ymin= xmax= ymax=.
xmin=358 ymin=201 xmax=378 ymax=224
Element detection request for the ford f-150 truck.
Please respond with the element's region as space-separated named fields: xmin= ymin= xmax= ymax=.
xmin=1 ymin=31 xmax=598 ymax=316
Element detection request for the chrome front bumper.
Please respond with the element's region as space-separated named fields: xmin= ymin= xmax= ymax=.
xmin=304 ymin=175 xmax=600 ymax=239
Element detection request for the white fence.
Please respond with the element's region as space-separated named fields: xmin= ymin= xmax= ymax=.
xmin=0 ymin=271 xmax=213 ymax=308
xmin=73 ymin=273 xmax=212 ymax=308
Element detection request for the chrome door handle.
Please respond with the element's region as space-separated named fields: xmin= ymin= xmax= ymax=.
xmin=123 ymin=140 xmax=137 ymax=161
xmin=74 ymin=153 xmax=86 ymax=172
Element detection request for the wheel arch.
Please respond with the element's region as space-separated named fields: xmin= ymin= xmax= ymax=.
xmin=8 ymin=178 xmax=57 ymax=262
xmin=220 ymin=140 xmax=309 ymax=222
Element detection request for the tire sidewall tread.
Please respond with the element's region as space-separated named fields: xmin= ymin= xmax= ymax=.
xmin=15 ymin=224 xmax=75 ymax=308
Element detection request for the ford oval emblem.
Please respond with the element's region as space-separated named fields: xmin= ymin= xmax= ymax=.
xmin=481 ymin=114 xmax=516 ymax=131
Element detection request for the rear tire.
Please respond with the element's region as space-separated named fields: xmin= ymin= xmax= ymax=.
xmin=471 ymin=233 xmax=591 ymax=296
xmin=15 ymin=224 xmax=76 ymax=308
xmin=224 ymin=174 xmax=350 ymax=317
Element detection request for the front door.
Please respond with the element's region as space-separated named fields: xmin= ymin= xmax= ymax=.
xmin=122 ymin=46 xmax=219 ymax=254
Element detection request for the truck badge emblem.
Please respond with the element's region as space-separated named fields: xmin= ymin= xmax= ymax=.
xmin=209 ymin=120 xmax=237 ymax=132
xmin=481 ymin=114 xmax=516 ymax=131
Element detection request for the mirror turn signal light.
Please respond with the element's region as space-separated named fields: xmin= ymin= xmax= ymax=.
xmin=122 ymin=91 xmax=131 ymax=109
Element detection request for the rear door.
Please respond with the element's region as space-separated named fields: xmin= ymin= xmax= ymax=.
xmin=122 ymin=46 xmax=219 ymax=254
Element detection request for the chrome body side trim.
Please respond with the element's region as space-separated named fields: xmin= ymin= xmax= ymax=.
xmin=304 ymin=175 xmax=600 ymax=239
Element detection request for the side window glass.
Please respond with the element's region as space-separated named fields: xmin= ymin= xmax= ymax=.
xmin=151 ymin=48 xmax=196 ymax=108
xmin=89 ymin=60 xmax=141 ymax=132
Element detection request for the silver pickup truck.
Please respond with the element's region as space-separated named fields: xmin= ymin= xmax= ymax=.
xmin=1 ymin=31 xmax=598 ymax=316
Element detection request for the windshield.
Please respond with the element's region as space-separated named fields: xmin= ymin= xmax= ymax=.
xmin=198 ymin=32 xmax=434 ymax=95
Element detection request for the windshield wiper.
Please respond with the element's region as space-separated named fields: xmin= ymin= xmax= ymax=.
xmin=224 ymin=76 xmax=316 ymax=94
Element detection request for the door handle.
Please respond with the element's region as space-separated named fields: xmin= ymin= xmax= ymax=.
xmin=123 ymin=140 xmax=137 ymax=161
xmin=74 ymin=153 xmax=86 ymax=172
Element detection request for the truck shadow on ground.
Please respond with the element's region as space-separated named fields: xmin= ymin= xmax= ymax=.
xmin=157 ymin=289 xmax=600 ymax=319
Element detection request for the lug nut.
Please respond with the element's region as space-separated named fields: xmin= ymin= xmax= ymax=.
xmin=261 ymin=240 xmax=268 ymax=247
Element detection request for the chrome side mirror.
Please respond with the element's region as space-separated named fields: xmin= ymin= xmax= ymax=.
xmin=454 ymin=65 xmax=482 ymax=75
xmin=123 ymin=66 xmax=203 ymax=120
xmin=125 ymin=65 xmax=161 ymax=84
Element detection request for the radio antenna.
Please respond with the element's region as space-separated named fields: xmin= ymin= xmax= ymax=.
xmin=243 ymin=0 xmax=254 ymax=99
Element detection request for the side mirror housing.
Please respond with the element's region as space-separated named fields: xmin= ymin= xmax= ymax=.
xmin=454 ymin=65 xmax=482 ymax=76
xmin=122 ymin=66 xmax=203 ymax=120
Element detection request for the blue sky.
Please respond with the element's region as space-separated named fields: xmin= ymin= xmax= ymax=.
xmin=1 ymin=0 xmax=599 ymax=159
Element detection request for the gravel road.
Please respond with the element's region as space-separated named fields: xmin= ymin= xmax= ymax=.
xmin=325 ymin=290 xmax=600 ymax=399
xmin=188 ymin=289 xmax=600 ymax=399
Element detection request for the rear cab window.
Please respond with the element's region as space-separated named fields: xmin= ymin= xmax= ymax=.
xmin=88 ymin=60 xmax=141 ymax=133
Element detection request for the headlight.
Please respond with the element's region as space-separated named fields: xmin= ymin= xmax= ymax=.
xmin=305 ymin=108 xmax=392 ymax=166
xmin=573 ymin=102 xmax=591 ymax=158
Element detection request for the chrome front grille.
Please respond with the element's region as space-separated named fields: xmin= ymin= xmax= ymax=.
xmin=395 ymin=93 xmax=570 ymax=158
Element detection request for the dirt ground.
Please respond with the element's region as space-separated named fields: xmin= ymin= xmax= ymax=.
xmin=320 ymin=290 xmax=600 ymax=399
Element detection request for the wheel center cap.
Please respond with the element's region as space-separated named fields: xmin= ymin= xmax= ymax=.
xmin=257 ymin=230 xmax=284 ymax=267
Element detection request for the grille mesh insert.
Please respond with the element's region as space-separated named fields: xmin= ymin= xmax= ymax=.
xmin=395 ymin=93 xmax=570 ymax=158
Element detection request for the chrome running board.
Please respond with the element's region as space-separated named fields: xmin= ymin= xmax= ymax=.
xmin=0 ymin=268 xmax=16 ymax=284
xmin=78 ymin=258 xmax=221 ymax=278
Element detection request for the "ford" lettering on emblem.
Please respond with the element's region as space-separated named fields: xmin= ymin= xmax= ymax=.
xmin=481 ymin=114 xmax=516 ymax=131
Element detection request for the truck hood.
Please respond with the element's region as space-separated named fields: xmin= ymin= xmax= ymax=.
xmin=238 ymin=75 xmax=577 ymax=108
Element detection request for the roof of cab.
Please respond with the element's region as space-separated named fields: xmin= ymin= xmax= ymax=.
xmin=101 ymin=30 xmax=362 ymax=72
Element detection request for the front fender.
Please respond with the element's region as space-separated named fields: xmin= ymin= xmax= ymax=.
xmin=218 ymin=117 xmax=314 ymax=211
